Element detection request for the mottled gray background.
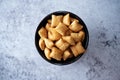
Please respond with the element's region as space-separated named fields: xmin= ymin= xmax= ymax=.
xmin=0 ymin=0 xmax=120 ymax=80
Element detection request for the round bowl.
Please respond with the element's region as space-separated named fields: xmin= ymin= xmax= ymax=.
xmin=35 ymin=11 xmax=89 ymax=65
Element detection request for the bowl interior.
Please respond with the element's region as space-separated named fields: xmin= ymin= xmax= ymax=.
xmin=35 ymin=11 xmax=89 ymax=65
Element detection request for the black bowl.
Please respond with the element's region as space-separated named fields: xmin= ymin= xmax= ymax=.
xmin=35 ymin=11 xmax=89 ymax=65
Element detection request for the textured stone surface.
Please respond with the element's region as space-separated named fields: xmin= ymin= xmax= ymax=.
xmin=0 ymin=0 xmax=120 ymax=80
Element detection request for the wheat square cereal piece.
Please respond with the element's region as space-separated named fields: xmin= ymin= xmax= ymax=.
xmin=51 ymin=15 xmax=63 ymax=27
xmin=70 ymin=45 xmax=78 ymax=57
xmin=63 ymin=13 xmax=70 ymax=26
xmin=44 ymin=38 xmax=54 ymax=49
xmin=50 ymin=47 xmax=63 ymax=61
xmin=38 ymin=27 xmax=47 ymax=38
xmin=55 ymin=38 xmax=69 ymax=51
xmin=75 ymin=42 xmax=85 ymax=54
xmin=71 ymin=42 xmax=85 ymax=57
xmin=48 ymin=28 xmax=61 ymax=41
xmin=69 ymin=20 xmax=83 ymax=32
xmin=63 ymin=50 xmax=71 ymax=61
xmin=71 ymin=33 xmax=81 ymax=42
xmin=44 ymin=48 xmax=51 ymax=60
xmin=62 ymin=36 xmax=75 ymax=45
xmin=39 ymin=39 xmax=45 ymax=50
xmin=79 ymin=31 xmax=85 ymax=42
xmin=55 ymin=23 xmax=69 ymax=35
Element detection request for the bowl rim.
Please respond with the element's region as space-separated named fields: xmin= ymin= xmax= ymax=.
xmin=35 ymin=11 xmax=89 ymax=65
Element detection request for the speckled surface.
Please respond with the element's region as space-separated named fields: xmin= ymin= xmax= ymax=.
xmin=0 ymin=0 xmax=120 ymax=80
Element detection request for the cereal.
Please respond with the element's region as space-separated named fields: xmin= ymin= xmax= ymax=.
xmin=55 ymin=22 xmax=69 ymax=35
xmin=44 ymin=38 xmax=54 ymax=49
xmin=63 ymin=50 xmax=72 ymax=61
xmin=48 ymin=28 xmax=61 ymax=41
xmin=38 ymin=13 xmax=86 ymax=61
xmin=51 ymin=15 xmax=63 ymax=27
xmin=44 ymin=48 xmax=51 ymax=60
xmin=50 ymin=47 xmax=63 ymax=61
xmin=63 ymin=13 xmax=70 ymax=26
xmin=62 ymin=36 xmax=75 ymax=45
xmin=39 ymin=39 xmax=45 ymax=50
xmin=38 ymin=27 xmax=47 ymax=39
xmin=55 ymin=38 xmax=69 ymax=51
xmin=69 ymin=20 xmax=83 ymax=32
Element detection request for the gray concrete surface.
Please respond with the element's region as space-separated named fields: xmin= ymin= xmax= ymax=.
xmin=0 ymin=0 xmax=120 ymax=80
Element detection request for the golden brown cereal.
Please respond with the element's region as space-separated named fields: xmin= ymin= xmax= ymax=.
xmin=38 ymin=13 xmax=86 ymax=61
xmin=51 ymin=15 xmax=63 ymax=27
xmin=38 ymin=27 xmax=47 ymax=38
xmin=70 ymin=45 xmax=78 ymax=57
xmin=55 ymin=39 xmax=69 ymax=51
xmin=71 ymin=33 xmax=81 ymax=42
xmin=70 ymin=42 xmax=85 ymax=57
xmin=69 ymin=20 xmax=83 ymax=32
xmin=39 ymin=39 xmax=45 ymax=50
xmin=50 ymin=47 xmax=63 ymax=61
xmin=44 ymin=38 xmax=54 ymax=49
xmin=75 ymin=42 xmax=85 ymax=55
xmin=79 ymin=31 xmax=85 ymax=42
xmin=48 ymin=28 xmax=61 ymax=41
xmin=44 ymin=48 xmax=51 ymax=60
xmin=62 ymin=36 xmax=75 ymax=45
xmin=55 ymin=22 xmax=69 ymax=35
xmin=63 ymin=13 xmax=70 ymax=26
xmin=63 ymin=50 xmax=71 ymax=61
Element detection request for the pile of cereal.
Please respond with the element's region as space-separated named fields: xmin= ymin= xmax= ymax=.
xmin=38 ymin=13 xmax=85 ymax=61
